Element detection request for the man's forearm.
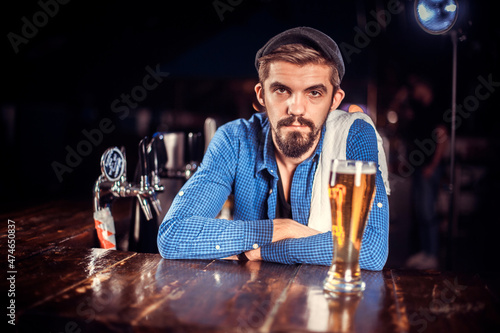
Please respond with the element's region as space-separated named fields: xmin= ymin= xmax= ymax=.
xmin=271 ymin=218 xmax=321 ymax=242
xmin=260 ymin=232 xmax=333 ymax=265
xmin=257 ymin=192 xmax=389 ymax=269
xmin=158 ymin=216 xmax=273 ymax=260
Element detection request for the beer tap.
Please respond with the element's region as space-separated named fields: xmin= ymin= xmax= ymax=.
xmin=137 ymin=138 xmax=153 ymax=220
xmin=93 ymin=137 xmax=164 ymax=222
xmin=93 ymin=146 xmax=127 ymax=213
xmin=93 ymin=119 xmax=214 ymax=252
xmin=136 ymin=137 xmax=164 ymax=220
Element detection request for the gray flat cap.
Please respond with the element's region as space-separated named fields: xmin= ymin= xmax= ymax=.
xmin=255 ymin=26 xmax=345 ymax=81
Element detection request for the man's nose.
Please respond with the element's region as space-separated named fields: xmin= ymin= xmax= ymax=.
xmin=287 ymin=94 xmax=306 ymax=116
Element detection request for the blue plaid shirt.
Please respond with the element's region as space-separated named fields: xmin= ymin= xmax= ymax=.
xmin=158 ymin=112 xmax=389 ymax=270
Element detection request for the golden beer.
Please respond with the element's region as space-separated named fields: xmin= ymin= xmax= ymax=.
xmin=323 ymin=160 xmax=376 ymax=294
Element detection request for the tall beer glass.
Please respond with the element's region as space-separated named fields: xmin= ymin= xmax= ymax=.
xmin=323 ymin=159 xmax=376 ymax=294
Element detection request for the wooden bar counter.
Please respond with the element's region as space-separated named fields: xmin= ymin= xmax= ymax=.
xmin=1 ymin=200 xmax=499 ymax=332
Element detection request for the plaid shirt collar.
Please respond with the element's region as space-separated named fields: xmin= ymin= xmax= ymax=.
xmin=255 ymin=113 xmax=325 ymax=179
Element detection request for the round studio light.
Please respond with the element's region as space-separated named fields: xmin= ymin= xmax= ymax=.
xmin=414 ymin=0 xmax=459 ymax=35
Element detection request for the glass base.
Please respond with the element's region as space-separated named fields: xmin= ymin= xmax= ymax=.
xmin=323 ymin=277 xmax=366 ymax=295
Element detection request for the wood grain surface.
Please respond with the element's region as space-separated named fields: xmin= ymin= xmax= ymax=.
xmin=2 ymin=200 xmax=499 ymax=332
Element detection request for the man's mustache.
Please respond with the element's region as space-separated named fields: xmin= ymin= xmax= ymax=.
xmin=277 ymin=116 xmax=315 ymax=130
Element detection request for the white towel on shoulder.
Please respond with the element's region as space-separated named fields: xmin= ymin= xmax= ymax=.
xmin=307 ymin=110 xmax=390 ymax=232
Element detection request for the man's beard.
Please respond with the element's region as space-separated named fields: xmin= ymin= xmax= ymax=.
xmin=272 ymin=115 xmax=323 ymax=159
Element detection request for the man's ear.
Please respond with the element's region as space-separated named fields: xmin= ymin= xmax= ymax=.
xmin=330 ymin=88 xmax=345 ymax=112
xmin=255 ymin=83 xmax=265 ymax=106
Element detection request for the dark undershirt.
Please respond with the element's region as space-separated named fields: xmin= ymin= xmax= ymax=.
xmin=275 ymin=167 xmax=292 ymax=219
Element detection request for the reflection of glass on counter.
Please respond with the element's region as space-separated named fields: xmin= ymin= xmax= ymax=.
xmin=327 ymin=292 xmax=362 ymax=332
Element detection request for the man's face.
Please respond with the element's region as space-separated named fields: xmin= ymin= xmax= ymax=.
xmin=255 ymin=61 xmax=345 ymax=159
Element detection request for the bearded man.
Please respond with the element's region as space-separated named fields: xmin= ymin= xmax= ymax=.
xmin=157 ymin=27 xmax=390 ymax=270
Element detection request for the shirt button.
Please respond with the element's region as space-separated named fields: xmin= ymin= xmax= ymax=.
xmin=215 ymin=245 xmax=220 ymax=250
xmin=178 ymin=191 xmax=184 ymax=196
xmin=270 ymin=170 xmax=274 ymax=173
xmin=269 ymin=189 xmax=273 ymax=194
xmin=377 ymin=202 xmax=383 ymax=208
xmin=252 ymin=243 xmax=259 ymax=249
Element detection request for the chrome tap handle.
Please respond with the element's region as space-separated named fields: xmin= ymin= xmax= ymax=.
xmin=137 ymin=137 xmax=154 ymax=220
xmin=119 ymin=146 xmax=128 ymax=183
xmin=149 ymin=135 xmax=164 ymax=191
xmin=138 ymin=137 xmax=149 ymax=188
xmin=150 ymin=192 xmax=162 ymax=216
xmin=149 ymin=136 xmax=163 ymax=217
xmin=136 ymin=194 xmax=153 ymax=221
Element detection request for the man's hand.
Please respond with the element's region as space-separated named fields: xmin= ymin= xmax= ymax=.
xmin=272 ymin=218 xmax=321 ymax=242
xmin=244 ymin=219 xmax=320 ymax=261
xmin=221 ymin=248 xmax=262 ymax=261
xmin=245 ymin=247 xmax=261 ymax=261
xmin=224 ymin=219 xmax=320 ymax=261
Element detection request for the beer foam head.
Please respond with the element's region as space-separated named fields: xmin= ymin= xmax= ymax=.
xmin=330 ymin=160 xmax=376 ymax=187
xmin=332 ymin=160 xmax=376 ymax=174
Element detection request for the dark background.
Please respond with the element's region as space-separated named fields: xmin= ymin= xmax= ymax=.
xmin=1 ymin=0 xmax=499 ymax=275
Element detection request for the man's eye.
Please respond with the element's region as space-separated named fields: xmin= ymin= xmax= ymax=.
xmin=275 ymin=88 xmax=287 ymax=94
xmin=310 ymin=90 xmax=322 ymax=97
